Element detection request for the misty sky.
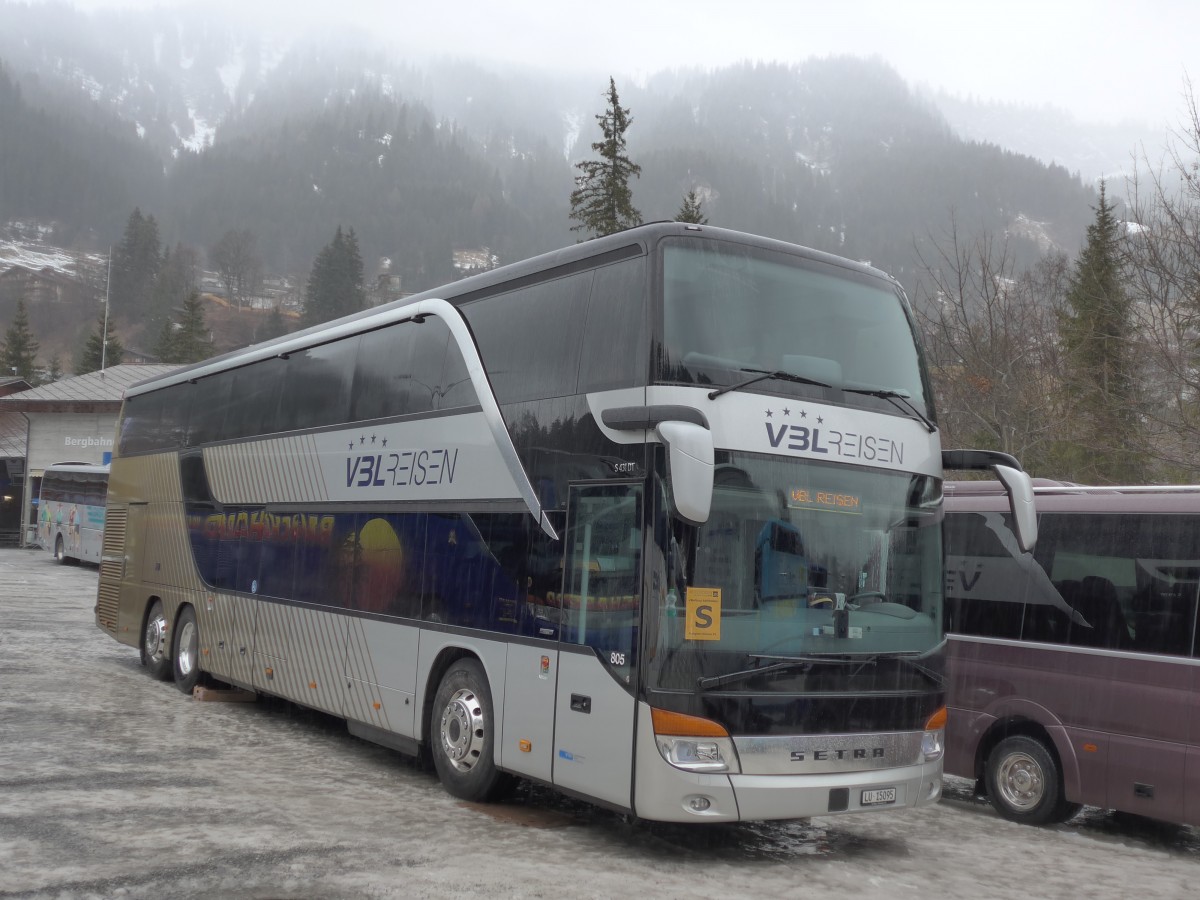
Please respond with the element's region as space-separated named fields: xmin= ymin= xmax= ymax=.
xmin=58 ymin=0 xmax=1200 ymax=130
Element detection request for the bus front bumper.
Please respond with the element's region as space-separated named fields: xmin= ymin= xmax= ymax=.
xmin=634 ymin=713 xmax=943 ymax=822
xmin=635 ymin=758 xmax=943 ymax=823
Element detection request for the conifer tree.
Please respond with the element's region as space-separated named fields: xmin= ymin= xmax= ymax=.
xmin=677 ymin=189 xmax=708 ymax=225
xmin=170 ymin=292 xmax=212 ymax=364
xmin=146 ymin=242 xmax=199 ymax=343
xmin=110 ymin=208 xmax=162 ymax=318
xmin=1 ymin=299 xmax=39 ymax=383
xmin=569 ymin=78 xmax=642 ymax=239
xmin=258 ymin=305 xmax=289 ymax=343
xmin=303 ymin=226 xmax=367 ymax=326
xmin=46 ymin=355 xmax=63 ymax=383
xmin=75 ymin=311 xmax=124 ymax=374
xmin=1056 ymin=182 xmax=1146 ymax=482
xmin=152 ymin=318 xmax=177 ymax=363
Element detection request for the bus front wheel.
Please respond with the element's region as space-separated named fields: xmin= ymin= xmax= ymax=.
xmin=430 ymin=658 xmax=513 ymax=802
xmin=172 ymin=605 xmax=202 ymax=694
xmin=140 ymin=600 xmax=172 ymax=681
xmin=54 ymin=536 xmax=66 ymax=563
xmin=985 ymin=735 xmax=1079 ymax=825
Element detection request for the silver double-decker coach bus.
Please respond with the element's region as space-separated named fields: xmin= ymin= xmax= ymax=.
xmin=96 ymin=223 xmax=1034 ymax=822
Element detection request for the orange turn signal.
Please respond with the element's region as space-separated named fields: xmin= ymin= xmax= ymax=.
xmin=924 ymin=706 xmax=948 ymax=731
xmin=651 ymin=707 xmax=729 ymax=738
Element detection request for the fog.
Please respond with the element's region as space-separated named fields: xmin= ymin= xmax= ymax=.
xmin=56 ymin=0 xmax=1198 ymax=131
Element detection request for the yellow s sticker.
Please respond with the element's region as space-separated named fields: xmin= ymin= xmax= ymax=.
xmin=685 ymin=587 xmax=722 ymax=640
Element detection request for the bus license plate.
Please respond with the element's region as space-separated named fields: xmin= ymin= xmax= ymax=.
xmin=861 ymin=788 xmax=896 ymax=806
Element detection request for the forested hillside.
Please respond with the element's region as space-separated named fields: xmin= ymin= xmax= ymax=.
xmin=0 ymin=1 xmax=1098 ymax=299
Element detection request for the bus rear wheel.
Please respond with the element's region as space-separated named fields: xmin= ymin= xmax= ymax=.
xmin=140 ymin=600 xmax=172 ymax=681
xmin=430 ymin=658 xmax=513 ymax=802
xmin=172 ymin=605 xmax=202 ymax=694
xmin=985 ymin=735 xmax=1079 ymax=825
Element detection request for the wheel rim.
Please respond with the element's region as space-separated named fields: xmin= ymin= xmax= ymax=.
xmin=439 ymin=687 xmax=485 ymax=773
xmin=144 ymin=609 xmax=168 ymax=664
xmin=995 ymin=750 xmax=1046 ymax=811
xmin=177 ymin=619 xmax=198 ymax=678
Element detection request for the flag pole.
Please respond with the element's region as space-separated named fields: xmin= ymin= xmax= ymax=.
xmin=101 ymin=248 xmax=111 ymax=372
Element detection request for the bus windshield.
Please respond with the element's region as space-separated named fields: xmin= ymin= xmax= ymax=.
xmin=660 ymin=239 xmax=931 ymax=414
xmin=648 ymin=455 xmax=944 ymax=692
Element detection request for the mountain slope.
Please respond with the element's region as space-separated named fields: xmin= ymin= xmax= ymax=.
xmin=0 ymin=4 xmax=1098 ymax=303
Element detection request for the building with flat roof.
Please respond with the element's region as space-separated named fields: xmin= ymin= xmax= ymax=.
xmin=0 ymin=364 xmax=178 ymax=545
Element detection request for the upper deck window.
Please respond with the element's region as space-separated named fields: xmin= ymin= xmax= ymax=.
xmin=659 ymin=239 xmax=931 ymax=413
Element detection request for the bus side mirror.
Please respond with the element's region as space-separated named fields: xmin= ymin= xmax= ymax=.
xmin=656 ymin=421 xmax=713 ymax=526
xmin=993 ymin=464 xmax=1037 ymax=553
xmin=942 ymin=449 xmax=1038 ymax=553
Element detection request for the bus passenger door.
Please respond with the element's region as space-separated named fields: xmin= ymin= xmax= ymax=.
xmin=552 ymin=483 xmax=640 ymax=811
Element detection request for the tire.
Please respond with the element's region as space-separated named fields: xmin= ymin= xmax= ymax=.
xmin=430 ymin=658 xmax=513 ymax=802
xmin=54 ymin=536 xmax=66 ymax=564
xmin=985 ymin=735 xmax=1078 ymax=825
xmin=172 ymin=605 xmax=203 ymax=694
xmin=140 ymin=599 xmax=173 ymax=681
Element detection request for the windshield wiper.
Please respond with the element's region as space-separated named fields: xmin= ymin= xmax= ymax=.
xmin=859 ymin=651 xmax=946 ymax=688
xmin=697 ymin=650 xmax=946 ymax=691
xmin=708 ymin=367 xmax=832 ymax=400
xmin=697 ymin=653 xmax=860 ymax=690
xmin=843 ymin=386 xmax=936 ymax=433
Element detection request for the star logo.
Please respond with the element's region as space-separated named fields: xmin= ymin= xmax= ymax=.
xmin=783 ymin=408 xmax=791 ymax=416
xmin=765 ymin=409 xmax=773 ymax=418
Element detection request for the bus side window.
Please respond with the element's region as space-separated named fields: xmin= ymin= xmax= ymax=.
xmin=463 ymin=273 xmax=591 ymax=405
xmin=187 ymin=375 xmax=232 ymax=446
xmin=222 ymin=357 xmax=284 ymax=441
xmin=944 ymin=511 xmax=1028 ymax=639
xmin=578 ymin=256 xmax=648 ymax=393
xmin=277 ymin=337 xmax=361 ymax=432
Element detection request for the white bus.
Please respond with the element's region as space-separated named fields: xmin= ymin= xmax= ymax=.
xmin=96 ymin=223 xmax=1034 ymax=822
xmin=38 ymin=462 xmax=109 ymax=564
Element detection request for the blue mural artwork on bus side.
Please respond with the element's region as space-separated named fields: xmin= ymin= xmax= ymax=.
xmin=183 ymin=506 xmax=534 ymax=634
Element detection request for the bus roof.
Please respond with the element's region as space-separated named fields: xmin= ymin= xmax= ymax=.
xmin=42 ymin=463 xmax=110 ymax=475
xmin=946 ymin=480 xmax=1200 ymax=514
xmin=121 ymin=223 xmax=899 ymax=400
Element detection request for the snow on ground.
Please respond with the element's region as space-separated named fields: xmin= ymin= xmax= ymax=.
xmin=218 ymin=58 xmax=245 ymax=101
xmin=1 ymin=547 xmax=1197 ymax=900
xmin=0 ymin=236 xmax=91 ymax=277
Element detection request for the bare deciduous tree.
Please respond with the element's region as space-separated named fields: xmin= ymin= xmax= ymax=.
xmin=913 ymin=216 xmax=1069 ymax=475
xmin=209 ymin=229 xmax=262 ymax=308
xmin=1123 ymin=80 xmax=1200 ymax=479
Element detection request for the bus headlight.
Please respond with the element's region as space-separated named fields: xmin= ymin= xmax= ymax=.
xmin=651 ymin=708 xmax=741 ymax=774
xmin=922 ymin=706 xmax=947 ymax=762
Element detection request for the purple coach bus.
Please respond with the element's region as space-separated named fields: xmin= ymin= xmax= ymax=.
xmin=944 ymin=481 xmax=1200 ymax=827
